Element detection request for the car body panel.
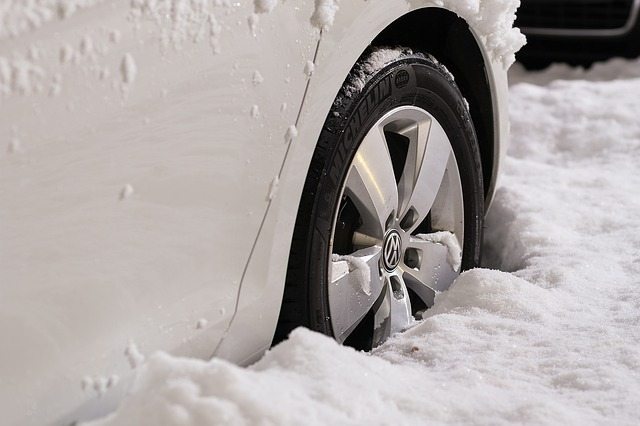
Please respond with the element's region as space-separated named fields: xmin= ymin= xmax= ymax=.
xmin=0 ymin=1 xmax=316 ymax=424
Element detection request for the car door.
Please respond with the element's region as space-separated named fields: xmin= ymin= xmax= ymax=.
xmin=0 ymin=1 xmax=318 ymax=424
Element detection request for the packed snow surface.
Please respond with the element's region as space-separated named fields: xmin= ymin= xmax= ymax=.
xmin=86 ymin=58 xmax=640 ymax=425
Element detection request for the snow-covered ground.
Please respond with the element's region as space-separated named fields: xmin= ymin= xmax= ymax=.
xmin=87 ymin=59 xmax=640 ymax=425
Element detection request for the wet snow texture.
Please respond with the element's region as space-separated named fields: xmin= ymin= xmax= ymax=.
xmin=339 ymin=47 xmax=415 ymax=98
xmin=0 ymin=0 xmax=104 ymax=40
xmin=1 ymin=0 xmax=524 ymax=98
xmin=85 ymin=58 xmax=640 ymax=425
xmin=309 ymin=0 xmax=338 ymax=30
xmin=83 ymin=59 xmax=640 ymax=425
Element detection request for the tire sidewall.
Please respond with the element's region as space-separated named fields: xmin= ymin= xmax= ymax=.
xmin=307 ymin=57 xmax=484 ymax=335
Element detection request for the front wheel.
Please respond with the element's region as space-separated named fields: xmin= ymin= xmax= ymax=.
xmin=275 ymin=49 xmax=484 ymax=350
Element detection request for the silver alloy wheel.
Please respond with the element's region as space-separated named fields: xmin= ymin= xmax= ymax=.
xmin=328 ymin=105 xmax=465 ymax=346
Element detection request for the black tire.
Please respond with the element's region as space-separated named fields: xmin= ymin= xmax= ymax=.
xmin=274 ymin=49 xmax=484 ymax=346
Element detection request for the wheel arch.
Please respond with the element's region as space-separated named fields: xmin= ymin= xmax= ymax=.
xmin=371 ymin=7 xmax=498 ymax=201
xmin=213 ymin=4 xmax=509 ymax=363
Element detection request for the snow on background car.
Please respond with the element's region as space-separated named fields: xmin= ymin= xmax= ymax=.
xmin=83 ymin=56 xmax=640 ymax=425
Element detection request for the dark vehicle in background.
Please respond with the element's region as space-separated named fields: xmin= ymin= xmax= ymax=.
xmin=516 ymin=0 xmax=640 ymax=68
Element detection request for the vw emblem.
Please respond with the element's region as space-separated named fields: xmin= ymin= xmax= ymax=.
xmin=382 ymin=230 xmax=402 ymax=272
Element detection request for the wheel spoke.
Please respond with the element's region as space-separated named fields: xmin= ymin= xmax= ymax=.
xmin=345 ymin=126 xmax=399 ymax=238
xmin=399 ymin=119 xmax=452 ymax=233
xmin=372 ymin=274 xmax=413 ymax=347
xmin=429 ymin=155 xmax=465 ymax=248
xmin=402 ymin=234 xmax=460 ymax=300
xmin=388 ymin=274 xmax=413 ymax=334
xmin=352 ymin=231 xmax=380 ymax=250
xmin=387 ymin=114 xmax=431 ymax=217
xmin=328 ymin=105 xmax=466 ymax=350
xmin=329 ymin=246 xmax=385 ymax=344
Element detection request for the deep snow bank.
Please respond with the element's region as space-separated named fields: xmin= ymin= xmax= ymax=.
xmin=85 ymin=271 xmax=567 ymax=426
xmin=87 ymin=58 xmax=640 ymax=425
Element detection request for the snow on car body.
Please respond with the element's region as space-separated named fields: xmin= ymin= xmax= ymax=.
xmin=0 ymin=1 xmax=523 ymax=424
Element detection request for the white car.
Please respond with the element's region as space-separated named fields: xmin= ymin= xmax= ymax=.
xmin=0 ymin=1 xmax=522 ymax=424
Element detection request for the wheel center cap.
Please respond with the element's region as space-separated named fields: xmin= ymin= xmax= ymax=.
xmin=382 ymin=229 xmax=402 ymax=272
